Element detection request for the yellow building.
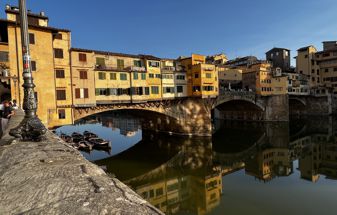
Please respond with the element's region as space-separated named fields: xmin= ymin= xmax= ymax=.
xmin=296 ymin=46 xmax=320 ymax=88
xmin=242 ymin=62 xmax=287 ymax=96
xmin=218 ymin=66 xmax=243 ymax=91
xmin=70 ymin=48 xmax=96 ymax=107
xmin=161 ymin=59 xmax=176 ymax=99
xmin=180 ymin=54 xmax=218 ymax=98
xmin=0 ymin=34 xmax=11 ymax=100
xmin=4 ymin=6 xmax=73 ymax=127
xmin=144 ymin=55 xmax=162 ymax=100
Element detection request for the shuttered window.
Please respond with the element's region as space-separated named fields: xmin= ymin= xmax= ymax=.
xmin=56 ymin=90 xmax=66 ymax=100
xmin=75 ymin=88 xmax=89 ymax=99
xmin=79 ymin=53 xmax=87 ymax=62
xmin=31 ymin=61 xmax=36 ymax=71
xmin=79 ymin=70 xmax=88 ymax=79
xmin=29 ymin=33 xmax=35 ymax=44
xmin=98 ymin=72 xmax=106 ymax=80
xmin=55 ymin=69 xmax=65 ymax=78
xmin=117 ymin=59 xmax=124 ymax=69
xmin=54 ymin=48 xmax=64 ymax=59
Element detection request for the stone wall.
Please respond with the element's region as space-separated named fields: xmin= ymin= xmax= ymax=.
xmin=0 ymin=110 xmax=163 ymax=215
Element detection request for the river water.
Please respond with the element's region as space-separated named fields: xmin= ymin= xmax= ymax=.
xmin=56 ymin=111 xmax=337 ymax=215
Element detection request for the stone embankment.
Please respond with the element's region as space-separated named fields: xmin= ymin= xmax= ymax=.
xmin=0 ymin=110 xmax=163 ymax=215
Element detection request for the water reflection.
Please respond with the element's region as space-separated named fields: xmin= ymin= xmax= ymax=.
xmin=57 ymin=112 xmax=337 ymax=215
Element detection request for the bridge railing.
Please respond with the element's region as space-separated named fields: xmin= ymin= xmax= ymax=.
xmin=217 ymin=90 xmax=256 ymax=102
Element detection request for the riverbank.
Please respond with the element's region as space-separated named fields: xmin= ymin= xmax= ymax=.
xmin=0 ymin=110 xmax=163 ymax=214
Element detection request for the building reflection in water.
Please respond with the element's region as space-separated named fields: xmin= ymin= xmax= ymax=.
xmin=77 ymin=112 xmax=337 ymax=215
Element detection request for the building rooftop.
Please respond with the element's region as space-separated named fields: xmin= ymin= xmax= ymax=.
xmin=5 ymin=6 xmax=49 ymax=20
xmin=70 ymin=47 xmax=161 ymax=60
xmin=0 ymin=18 xmax=70 ymax=33
xmin=297 ymin=46 xmax=315 ymax=52
xmin=266 ymin=47 xmax=290 ymax=54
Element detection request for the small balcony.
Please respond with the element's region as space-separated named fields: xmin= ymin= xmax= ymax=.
xmin=161 ymin=66 xmax=176 ymax=73
xmin=127 ymin=66 xmax=146 ymax=72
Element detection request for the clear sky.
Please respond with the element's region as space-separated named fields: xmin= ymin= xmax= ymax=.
xmin=1 ymin=0 xmax=337 ymax=65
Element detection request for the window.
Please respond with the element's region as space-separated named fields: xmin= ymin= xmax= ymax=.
xmin=98 ymin=72 xmax=106 ymax=80
xmin=149 ymin=61 xmax=160 ymax=67
xmin=29 ymin=33 xmax=35 ymax=44
xmin=156 ymin=188 xmax=164 ymax=197
xmin=334 ymin=68 xmax=337 ymax=72
xmin=145 ymin=87 xmax=150 ymax=95
xmin=54 ymin=48 xmax=64 ymax=58
xmin=75 ymin=88 xmax=89 ymax=99
xmin=110 ymin=73 xmax=117 ymax=80
xmin=325 ymin=68 xmax=329 ymax=73
xmin=96 ymin=57 xmax=105 ymax=66
xmin=133 ymin=72 xmax=138 ymax=80
xmin=79 ymin=53 xmax=87 ymax=62
xmin=177 ymin=86 xmax=183 ymax=93
xmin=54 ymin=33 xmax=62 ymax=40
xmin=176 ymin=75 xmax=185 ymax=80
xmin=151 ymin=86 xmax=159 ymax=94
xmin=55 ymin=69 xmax=65 ymax=78
xmin=164 ymin=87 xmax=174 ymax=93
xmin=58 ymin=109 xmax=66 ymax=119
xmin=79 ymin=70 xmax=88 ymax=79
xmin=149 ymin=73 xmax=154 ymax=78
xmin=155 ymin=74 xmax=161 ymax=78
xmin=31 ymin=61 xmax=36 ymax=71
xmin=0 ymin=51 xmax=9 ymax=62
xmin=95 ymin=88 xmax=108 ymax=96
xmin=193 ymin=86 xmax=201 ymax=92
xmin=117 ymin=59 xmax=124 ymax=69
xmin=120 ymin=73 xmax=127 ymax=80
xmin=134 ymin=60 xmax=142 ymax=67
xmin=206 ymin=73 xmax=212 ymax=78
xmin=56 ymin=90 xmax=66 ymax=100
xmin=141 ymin=73 xmax=146 ymax=80
xmin=203 ymin=86 xmax=214 ymax=91
xmin=194 ymin=73 xmax=199 ymax=78
xmin=305 ymin=55 xmax=308 ymax=58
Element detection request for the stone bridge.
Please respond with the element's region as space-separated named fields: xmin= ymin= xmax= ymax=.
xmin=213 ymin=91 xmax=289 ymax=121
xmin=73 ymin=98 xmax=213 ymax=136
xmin=73 ymin=92 xmax=336 ymax=136
xmin=289 ymin=94 xmax=337 ymax=116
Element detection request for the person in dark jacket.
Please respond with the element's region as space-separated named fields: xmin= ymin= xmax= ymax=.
xmin=1 ymin=101 xmax=14 ymax=132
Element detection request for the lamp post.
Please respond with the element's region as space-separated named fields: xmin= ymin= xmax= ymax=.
xmin=9 ymin=0 xmax=46 ymax=141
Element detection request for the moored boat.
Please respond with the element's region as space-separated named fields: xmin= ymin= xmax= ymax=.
xmin=60 ymin=133 xmax=73 ymax=143
xmin=83 ymin=131 xmax=98 ymax=140
xmin=87 ymin=137 xmax=110 ymax=149
xmin=72 ymin=132 xmax=84 ymax=143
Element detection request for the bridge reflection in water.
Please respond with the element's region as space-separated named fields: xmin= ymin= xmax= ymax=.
xmin=57 ymin=111 xmax=337 ymax=215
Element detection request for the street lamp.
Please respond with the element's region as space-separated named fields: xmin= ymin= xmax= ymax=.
xmin=9 ymin=0 xmax=46 ymax=141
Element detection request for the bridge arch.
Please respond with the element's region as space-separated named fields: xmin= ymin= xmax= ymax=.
xmin=73 ymin=98 xmax=213 ymax=136
xmin=289 ymin=97 xmax=307 ymax=106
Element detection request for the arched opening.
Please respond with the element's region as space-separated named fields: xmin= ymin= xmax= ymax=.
xmin=289 ymin=98 xmax=306 ymax=116
xmin=0 ymin=80 xmax=11 ymax=101
xmin=74 ymin=109 xmax=184 ymax=136
xmin=213 ymin=100 xmax=264 ymax=121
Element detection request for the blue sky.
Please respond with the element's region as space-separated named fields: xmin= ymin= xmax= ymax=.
xmin=1 ymin=0 xmax=337 ymax=65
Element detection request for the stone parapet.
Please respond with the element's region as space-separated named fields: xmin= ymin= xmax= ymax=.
xmin=0 ymin=110 xmax=163 ymax=215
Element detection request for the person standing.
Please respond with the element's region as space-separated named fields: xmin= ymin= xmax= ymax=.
xmin=1 ymin=101 xmax=15 ymax=132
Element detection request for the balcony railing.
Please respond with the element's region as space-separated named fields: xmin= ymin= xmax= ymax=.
xmin=127 ymin=66 xmax=146 ymax=72
xmin=161 ymin=66 xmax=176 ymax=72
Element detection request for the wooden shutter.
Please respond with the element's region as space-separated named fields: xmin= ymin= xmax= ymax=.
xmin=84 ymin=88 xmax=89 ymax=98
xmin=75 ymin=88 xmax=80 ymax=99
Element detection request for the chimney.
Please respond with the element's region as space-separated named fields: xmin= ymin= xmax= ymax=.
xmin=40 ymin=11 xmax=45 ymax=16
xmin=5 ymin=4 xmax=10 ymax=10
